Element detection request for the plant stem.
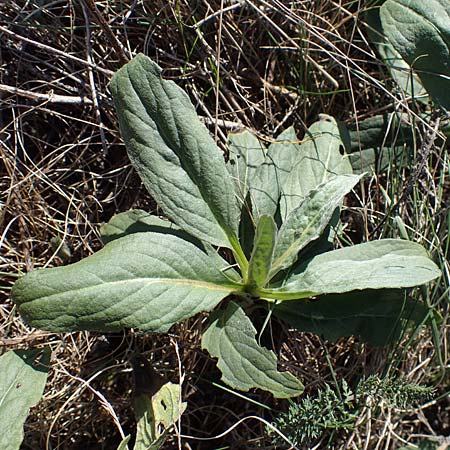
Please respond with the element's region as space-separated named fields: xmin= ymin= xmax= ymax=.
xmin=253 ymin=287 xmax=316 ymax=301
xmin=229 ymin=235 xmax=249 ymax=282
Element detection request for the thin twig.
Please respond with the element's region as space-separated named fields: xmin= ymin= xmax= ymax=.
xmin=81 ymin=0 xmax=130 ymax=65
xmin=80 ymin=1 xmax=109 ymax=156
xmin=0 ymin=25 xmax=114 ymax=75
xmin=0 ymin=83 xmax=93 ymax=104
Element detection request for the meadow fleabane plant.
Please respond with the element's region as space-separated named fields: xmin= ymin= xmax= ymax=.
xmin=11 ymin=54 xmax=441 ymax=398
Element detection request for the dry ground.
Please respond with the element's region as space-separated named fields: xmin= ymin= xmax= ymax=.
xmin=1 ymin=1 xmax=449 ymax=449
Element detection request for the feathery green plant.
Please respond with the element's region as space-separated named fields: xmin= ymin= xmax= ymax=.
xmin=269 ymin=375 xmax=435 ymax=447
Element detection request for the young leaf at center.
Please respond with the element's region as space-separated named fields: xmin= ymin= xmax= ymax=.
xmin=248 ymin=215 xmax=277 ymax=287
xmin=270 ymin=174 xmax=362 ymax=276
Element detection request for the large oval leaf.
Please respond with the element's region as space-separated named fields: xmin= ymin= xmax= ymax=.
xmin=380 ymin=0 xmax=450 ymax=109
xmin=109 ymin=54 xmax=240 ymax=248
xmin=202 ymin=301 xmax=304 ymax=398
xmin=280 ymin=115 xmax=352 ymax=219
xmin=12 ymin=233 xmax=241 ymax=333
xmin=263 ymin=239 xmax=440 ymax=300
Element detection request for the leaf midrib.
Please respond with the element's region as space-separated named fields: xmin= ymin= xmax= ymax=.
xmin=21 ymin=277 xmax=241 ymax=304
xmin=271 ymin=198 xmax=329 ymax=274
xmin=127 ymin=64 xmax=235 ymax=244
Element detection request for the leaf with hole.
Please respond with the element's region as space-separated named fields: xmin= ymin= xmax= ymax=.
xmin=280 ymin=115 xmax=352 ymax=219
xmin=133 ymin=382 xmax=186 ymax=450
xmin=118 ymin=380 xmax=186 ymax=450
xmin=227 ymin=129 xmax=266 ymax=201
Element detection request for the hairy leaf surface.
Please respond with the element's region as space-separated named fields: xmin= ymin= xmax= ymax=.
xmin=265 ymin=240 xmax=440 ymax=299
xmin=202 ymin=302 xmax=304 ymax=398
xmin=274 ymin=290 xmax=428 ymax=346
xmin=0 ymin=349 xmax=50 ymax=450
xmin=380 ymin=0 xmax=450 ymax=109
xmin=251 ymin=126 xmax=300 ymax=219
xmin=101 ymin=210 xmax=190 ymax=244
xmin=100 ymin=210 xmax=241 ymax=282
xmin=12 ymin=233 xmax=241 ymax=333
xmin=248 ymin=215 xmax=277 ymax=287
xmin=109 ymin=54 xmax=240 ymax=248
xmin=271 ymin=174 xmax=361 ymax=275
xmin=365 ymin=7 xmax=427 ymax=100
xmin=280 ymin=115 xmax=352 ymax=219
xmin=227 ymin=130 xmax=266 ymax=201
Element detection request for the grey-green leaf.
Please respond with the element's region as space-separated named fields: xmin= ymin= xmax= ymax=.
xmin=349 ymin=147 xmax=406 ymax=174
xmin=271 ymin=174 xmax=361 ymax=275
xmin=133 ymin=396 xmax=157 ymax=450
xmin=133 ymin=382 xmax=186 ymax=450
xmin=266 ymin=239 xmax=441 ymax=299
xmin=201 ymin=301 xmax=304 ymax=398
xmin=100 ymin=210 xmax=242 ymax=283
xmin=100 ymin=210 xmax=187 ymax=244
xmin=12 ymin=233 xmax=241 ymax=333
xmin=117 ymin=436 xmax=131 ymax=450
xmin=346 ymin=113 xmax=416 ymax=174
xmin=347 ymin=113 xmax=415 ymax=153
xmin=0 ymin=348 xmax=50 ymax=450
xmin=152 ymin=382 xmax=186 ymax=430
xmin=280 ymin=115 xmax=352 ymax=219
xmin=365 ymin=7 xmax=427 ymax=100
xmin=380 ymin=0 xmax=450 ymax=109
xmin=109 ymin=54 xmax=240 ymax=248
xmin=274 ymin=290 xmax=428 ymax=346
xmin=227 ymin=130 xmax=266 ymax=201
xmin=251 ymin=126 xmax=300 ymax=219
xmin=248 ymin=215 xmax=277 ymax=287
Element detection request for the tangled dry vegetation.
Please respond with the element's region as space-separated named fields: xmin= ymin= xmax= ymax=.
xmin=1 ymin=1 xmax=449 ymax=449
